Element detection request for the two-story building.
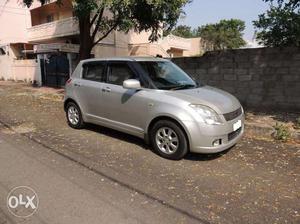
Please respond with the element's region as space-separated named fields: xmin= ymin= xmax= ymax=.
xmin=1 ymin=0 xmax=203 ymax=87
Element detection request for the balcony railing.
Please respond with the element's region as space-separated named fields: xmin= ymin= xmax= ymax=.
xmin=28 ymin=17 xmax=79 ymax=42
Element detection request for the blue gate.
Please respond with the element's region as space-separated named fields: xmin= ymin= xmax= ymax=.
xmin=43 ymin=53 xmax=70 ymax=87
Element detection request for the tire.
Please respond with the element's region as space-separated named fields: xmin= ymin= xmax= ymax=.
xmin=150 ymin=120 xmax=188 ymax=160
xmin=66 ymin=102 xmax=85 ymax=129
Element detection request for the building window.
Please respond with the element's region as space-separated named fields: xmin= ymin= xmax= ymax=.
xmin=46 ymin=14 xmax=54 ymax=23
xmin=0 ymin=47 xmax=6 ymax=55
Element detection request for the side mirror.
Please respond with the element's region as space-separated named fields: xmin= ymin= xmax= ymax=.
xmin=123 ymin=79 xmax=142 ymax=90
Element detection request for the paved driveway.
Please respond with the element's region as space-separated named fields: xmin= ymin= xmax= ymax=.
xmin=0 ymin=82 xmax=299 ymax=223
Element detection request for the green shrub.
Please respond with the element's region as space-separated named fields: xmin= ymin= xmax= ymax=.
xmin=273 ymin=123 xmax=291 ymax=142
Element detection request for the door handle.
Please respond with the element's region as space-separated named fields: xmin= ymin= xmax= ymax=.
xmin=102 ymin=87 xmax=111 ymax=93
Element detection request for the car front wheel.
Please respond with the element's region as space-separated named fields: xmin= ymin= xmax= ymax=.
xmin=150 ymin=120 xmax=188 ymax=160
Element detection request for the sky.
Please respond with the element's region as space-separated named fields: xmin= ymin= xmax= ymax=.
xmin=178 ymin=0 xmax=271 ymax=41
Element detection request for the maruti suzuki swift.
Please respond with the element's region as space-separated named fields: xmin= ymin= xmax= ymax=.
xmin=64 ymin=57 xmax=244 ymax=160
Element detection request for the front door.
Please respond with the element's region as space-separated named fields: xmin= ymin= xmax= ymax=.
xmin=101 ymin=61 xmax=148 ymax=135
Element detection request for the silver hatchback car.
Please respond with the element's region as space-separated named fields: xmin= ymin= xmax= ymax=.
xmin=64 ymin=57 xmax=244 ymax=160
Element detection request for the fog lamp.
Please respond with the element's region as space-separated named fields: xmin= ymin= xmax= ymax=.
xmin=212 ymin=139 xmax=222 ymax=147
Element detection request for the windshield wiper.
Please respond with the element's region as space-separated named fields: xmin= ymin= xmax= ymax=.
xmin=170 ymin=84 xmax=197 ymax=90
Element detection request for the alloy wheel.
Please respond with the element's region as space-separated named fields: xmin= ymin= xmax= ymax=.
xmin=155 ymin=127 xmax=179 ymax=155
xmin=68 ymin=106 xmax=80 ymax=125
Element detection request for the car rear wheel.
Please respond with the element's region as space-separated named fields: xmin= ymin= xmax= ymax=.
xmin=150 ymin=120 xmax=188 ymax=160
xmin=66 ymin=102 xmax=85 ymax=129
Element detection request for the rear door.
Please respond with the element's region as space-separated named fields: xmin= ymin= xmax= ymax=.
xmin=73 ymin=61 xmax=107 ymax=120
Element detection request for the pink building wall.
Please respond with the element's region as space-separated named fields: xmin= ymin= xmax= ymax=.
xmin=0 ymin=0 xmax=39 ymax=44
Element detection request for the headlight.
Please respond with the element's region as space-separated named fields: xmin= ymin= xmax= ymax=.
xmin=190 ymin=104 xmax=223 ymax=125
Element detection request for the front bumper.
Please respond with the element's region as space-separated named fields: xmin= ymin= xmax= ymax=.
xmin=184 ymin=114 xmax=245 ymax=154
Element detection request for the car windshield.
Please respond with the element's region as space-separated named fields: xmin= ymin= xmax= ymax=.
xmin=138 ymin=61 xmax=198 ymax=90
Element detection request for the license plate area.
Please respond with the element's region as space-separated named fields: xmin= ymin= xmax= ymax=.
xmin=233 ymin=120 xmax=242 ymax=131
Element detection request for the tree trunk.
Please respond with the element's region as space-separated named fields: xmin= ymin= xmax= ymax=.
xmin=79 ymin=15 xmax=93 ymax=60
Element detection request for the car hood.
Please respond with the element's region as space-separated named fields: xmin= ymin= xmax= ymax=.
xmin=164 ymin=86 xmax=241 ymax=114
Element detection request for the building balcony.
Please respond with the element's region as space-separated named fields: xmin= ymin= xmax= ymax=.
xmin=160 ymin=34 xmax=191 ymax=51
xmin=27 ymin=17 xmax=79 ymax=42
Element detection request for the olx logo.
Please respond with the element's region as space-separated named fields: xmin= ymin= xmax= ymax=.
xmin=7 ymin=186 xmax=39 ymax=218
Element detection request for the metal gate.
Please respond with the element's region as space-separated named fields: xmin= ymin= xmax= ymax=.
xmin=42 ymin=54 xmax=70 ymax=87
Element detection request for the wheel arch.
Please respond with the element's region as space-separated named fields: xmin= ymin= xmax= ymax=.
xmin=64 ymin=98 xmax=80 ymax=112
xmin=146 ymin=115 xmax=191 ymax=150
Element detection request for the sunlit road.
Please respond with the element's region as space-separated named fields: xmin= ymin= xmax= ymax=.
xmin=0 ymin=124 xmax=201 ymax=224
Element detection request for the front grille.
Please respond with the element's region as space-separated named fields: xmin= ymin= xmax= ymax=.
xmin=228 ymin=127 xmax=242 ymax=141
xmin=223 ymin=107 xmax=242 ymax=121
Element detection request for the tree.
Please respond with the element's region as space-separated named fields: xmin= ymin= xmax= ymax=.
xmin=196 ymin=19 xmax=246 ymax=51
xmin=253 ymin=0 xmax=300 ymax=47
xmin=23 ymin=0 xmax=190 ymax=59
xmin=171 ymin=25 xmax=195 ymax=38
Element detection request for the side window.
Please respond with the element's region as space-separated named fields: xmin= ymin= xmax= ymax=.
xmin=107 ymin=62 xmax=136 ymax=86
xmin=83 ymin=63 xmax=105 ymax=82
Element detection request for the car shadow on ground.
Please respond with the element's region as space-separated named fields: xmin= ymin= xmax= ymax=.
xmin=84 ymin=123 xmax=232 ymax=161
xmin=85 ymin=123 xmax=150 ymax=150
xmin=184 ymin=147 xmax=232 ymax=161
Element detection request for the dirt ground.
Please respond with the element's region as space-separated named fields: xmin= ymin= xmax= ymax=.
xmin=0 ymin=81 xmax=299 ymax=224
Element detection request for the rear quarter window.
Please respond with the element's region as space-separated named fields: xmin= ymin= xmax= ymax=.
xmin=82 ymin=62 xmax=106 ymax=82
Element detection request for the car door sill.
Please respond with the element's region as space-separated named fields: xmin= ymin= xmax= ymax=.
xmin=86 ymin=114 xmax=145 ymax=139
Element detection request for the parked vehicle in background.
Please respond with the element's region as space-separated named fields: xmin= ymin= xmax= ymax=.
xmin=64 ymin=57 xmax=244 ymax=160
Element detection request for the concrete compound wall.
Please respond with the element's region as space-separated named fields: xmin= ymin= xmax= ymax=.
xmin=172 ymin=47 xmax=300 ymax=111
xmin=11 ymin=60 xmax=40 ymax=83
xmin=0 ymin=45 xmax=40 ymax=83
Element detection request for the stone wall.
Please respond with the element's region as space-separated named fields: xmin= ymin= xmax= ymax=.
xmin=172 ymin=47 xmax=300 ymax=111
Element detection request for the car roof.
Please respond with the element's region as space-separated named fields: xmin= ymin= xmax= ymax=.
xmin=81 ymin=56 xmax=170 ymax=64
